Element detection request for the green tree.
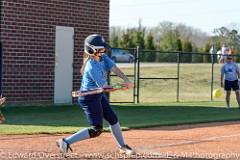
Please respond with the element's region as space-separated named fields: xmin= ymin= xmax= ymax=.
xmin=202 ymin=41 xmax=212 ymax=63
xmin=161 ymin=29 xmax=182 ymax=51
xmin=110 ymin=34 xmax=119 ymax=48
xmin=159 ymin=28 xmax=181 ymax=62
xmin=213 ymin=27 xmax=240 ymax=52
xmin=192 ymin=44 xmax=203 ymax=63
xmin=176 ymin=39 xmax=182 ymax=51
xmin=119 ymin=29 xmax=134 ymax=49
xmin=145 ymin=33 xmax=155 ymax=50
xmin=144 ymin=33 xmax=156 ymax=62
xmin=132 ymin=30 xmax=145 ymax=49
xmin=181 ymin=38 xmax=192 ymax=62
xmin=132 ymin=21 xmax=145 ymax=49
xmin=110 ymin=27 xmax=122 ymax=47
xmin=182 ymin=39 xmax=193 ymax=52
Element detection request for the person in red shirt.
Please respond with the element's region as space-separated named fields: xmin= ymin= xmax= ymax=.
xmin=0 ymin=96 xmax=6 ymax=124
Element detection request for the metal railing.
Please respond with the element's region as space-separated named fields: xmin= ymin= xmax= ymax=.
xmin=109 ymin=46 xmax=239 ymax=104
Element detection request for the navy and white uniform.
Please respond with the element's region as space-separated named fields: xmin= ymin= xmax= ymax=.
xmin=78 ymin=54 xmax=118 ymax=129
xmin=60 ymin=34 xmax=127 ymax=150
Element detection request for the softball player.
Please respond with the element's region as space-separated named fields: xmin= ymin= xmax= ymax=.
xmin=220 ymin=54 xmax=240 ymax=109
xmin=57 ymin=34 xmax=135 ymax=155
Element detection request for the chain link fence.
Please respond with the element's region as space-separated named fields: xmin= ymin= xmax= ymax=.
xmin=109 ymin=47 xmax=239 ymax=103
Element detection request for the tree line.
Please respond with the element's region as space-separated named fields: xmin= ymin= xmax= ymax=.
xmin=110 ymin=21 xmax=240 ymax=63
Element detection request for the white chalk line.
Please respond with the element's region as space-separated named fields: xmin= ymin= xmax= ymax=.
xmin=135 ymin=133 xmax=240 ymax=159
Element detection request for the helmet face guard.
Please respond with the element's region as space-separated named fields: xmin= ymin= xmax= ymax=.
xmin=85 ymin=42 xmax=106 ymax=55
xmin=84 ymin=34 xmax=109 ymax=56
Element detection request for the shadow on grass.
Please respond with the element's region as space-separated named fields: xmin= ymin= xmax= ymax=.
xmin=138 ymin=120 xmax=240 ymax=131
xmin=1 ymin=105 xmax=89 ymax=127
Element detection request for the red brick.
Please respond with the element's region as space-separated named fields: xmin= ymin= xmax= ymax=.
xmin=0 ymin=0 xmax=109 ymax=104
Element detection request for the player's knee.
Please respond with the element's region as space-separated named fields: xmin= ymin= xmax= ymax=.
xmin=88 ymin=126 xmax=103 ymax=138
xmin=109 ymin=116 xmax=118 ymax=125
xmin=106 ymin=113 xmax=118 ymax=125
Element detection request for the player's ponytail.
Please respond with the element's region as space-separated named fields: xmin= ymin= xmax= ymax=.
xmin=80 ymin=52 xmax=90 ymax=75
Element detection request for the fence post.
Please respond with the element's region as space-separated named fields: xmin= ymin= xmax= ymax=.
xmin=0 ymin=42 xmax=2 ymax=96
xmin=210 ymin=63 xmax=214 ymax=101
xmin=133 ymin=48 xmax=137 ymax=104
xmin=210 ymin=53 xmax=215 ymax=101
xmin=135 ymin=46 xmax=140 ymax=104
xmin=177 ymin=52 xmax=180 ymax=102
xmin=210 ymin=44 xmax=217 ymax=101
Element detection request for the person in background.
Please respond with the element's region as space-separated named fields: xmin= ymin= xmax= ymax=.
xmin=209 ymin=44 xmax=216 ymax=63
xmin=220 ymin=54 xmax=240 ymax=109
xmin=0 ymin=96 xmax=6 ymax=124
xmin=219 ymin=44 xmax=230 ymax=64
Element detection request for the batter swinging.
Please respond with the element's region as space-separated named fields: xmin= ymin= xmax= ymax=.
xmin=56 ymin=34 xmax=135 ymax=155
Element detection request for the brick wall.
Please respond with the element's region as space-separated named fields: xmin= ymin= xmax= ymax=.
xmin=0 ymin=0 xmax=109 ymax=104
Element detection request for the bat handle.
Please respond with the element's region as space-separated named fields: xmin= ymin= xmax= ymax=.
xmin=72 ymin=91 xmax=79 ymax=98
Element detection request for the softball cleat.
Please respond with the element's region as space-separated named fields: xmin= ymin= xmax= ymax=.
xmin=119 ymin=144 xmax=136 ymax=155
xmin=56 ymin=138 xmax=72 ymax=153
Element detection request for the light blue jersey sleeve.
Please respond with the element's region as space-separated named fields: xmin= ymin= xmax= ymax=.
xmin=102 ymin=54 xmax=116 ymax=71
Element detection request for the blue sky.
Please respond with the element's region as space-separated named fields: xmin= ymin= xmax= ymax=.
xmin=110 ymin=0 xmax=240 ymax=34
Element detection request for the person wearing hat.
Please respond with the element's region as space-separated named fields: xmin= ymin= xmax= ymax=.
xmin=56 ymin=34 xmax=135 ymax=155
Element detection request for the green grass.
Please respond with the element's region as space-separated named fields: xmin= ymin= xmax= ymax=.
xmin=0 ymin=102 xmax=240 ymax=134
xmin=1 ymin=63 xmax=238 ymax=134
xmin=110 ymin=63 xmax=229 ymax=103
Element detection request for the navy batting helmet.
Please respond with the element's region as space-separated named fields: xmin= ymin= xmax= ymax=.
xmin=84 ymin=34 xmax=109 ymax=55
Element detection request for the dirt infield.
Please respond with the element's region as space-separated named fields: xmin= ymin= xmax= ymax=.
xmin=1 ymin=121 xmax=240 ymax=160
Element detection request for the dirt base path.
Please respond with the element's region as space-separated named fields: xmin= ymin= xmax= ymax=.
xmin=1 ymin=121 xmax=240 ymax=160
